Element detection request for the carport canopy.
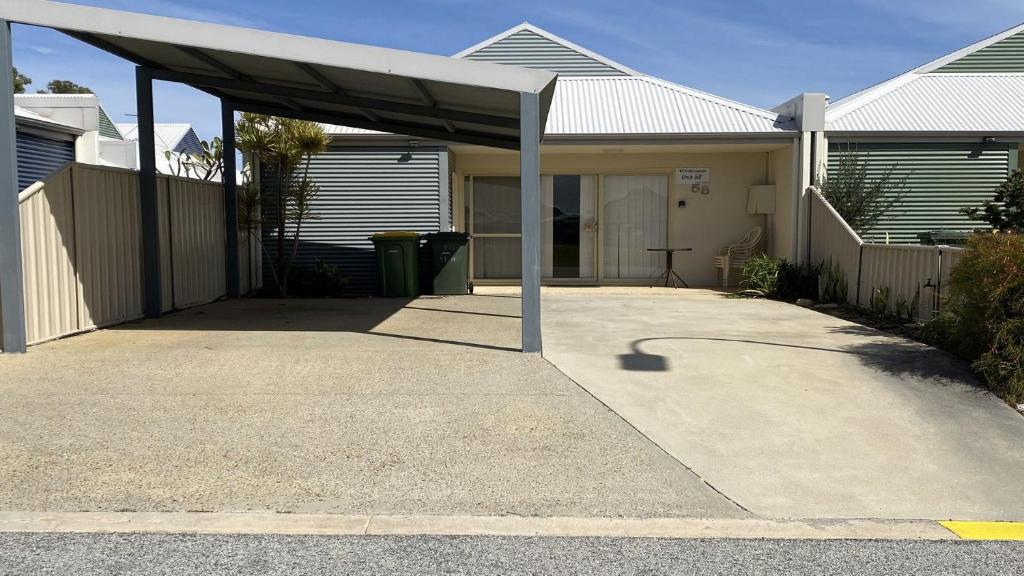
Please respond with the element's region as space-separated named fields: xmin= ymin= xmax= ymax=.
xmin=0 ymin=0 xmax=555 ymax=354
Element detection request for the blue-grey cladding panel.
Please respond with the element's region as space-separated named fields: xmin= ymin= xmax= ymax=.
xmin=261 ymin=146 xmax=444 ymax=293
xmin=16 ymin=131 xmax=74 ymax=191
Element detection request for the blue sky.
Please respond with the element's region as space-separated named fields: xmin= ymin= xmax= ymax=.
xmin=10 ymin=0 xmax=1024 ymax=140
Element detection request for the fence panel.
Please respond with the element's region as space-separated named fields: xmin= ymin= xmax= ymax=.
xmin=808 ymin=190 xmax=862 ymax=305
xmin=72 ymin=164 xmax=144 ymax=330
xmin=10 ymin=164 xmax=251 ymax=349
xmin=167 ymin=176 xmax=226 ymax=308
xmin=859 ymin=245 xmax=938 ymax=318
xmin=18 ymin=167 xmax=78 ymax=345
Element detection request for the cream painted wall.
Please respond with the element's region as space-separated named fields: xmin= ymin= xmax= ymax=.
xmin=456 ymin=145 xmax=795 ymax=287
xmin=772 ymin=144 xmax=796 ymax=261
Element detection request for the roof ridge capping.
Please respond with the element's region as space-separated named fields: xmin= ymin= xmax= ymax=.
xmin=453 ymin=22 xmax=642 ymax=76
xmin=827 ymin=20 xmax=1024 ymax=119
xmin=0 ymin=0 xmax=556 ymax=95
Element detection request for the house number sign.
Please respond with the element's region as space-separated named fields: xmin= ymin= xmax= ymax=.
xmin=677 ymin=168 xmax=710 ymax=194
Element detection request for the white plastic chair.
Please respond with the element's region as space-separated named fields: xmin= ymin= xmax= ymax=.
xmin=714 ymin=226 xmax=763 ymax=287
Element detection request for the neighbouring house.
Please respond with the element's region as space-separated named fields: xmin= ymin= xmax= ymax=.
xmin=116 ymin=122 xmax=210 ymax=178
xmin=266 ymin=23 xmax=817 ymax=291
xmin=14 ymin=105 xmax=82 ymax=191
xmin=823 ymin=23 xmax=1024 ymax=244
xmin=13 ymin=93 xmax=138 ymax=186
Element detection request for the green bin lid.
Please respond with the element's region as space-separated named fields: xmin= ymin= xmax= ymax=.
xmin=371 ymin=231 xmax=421 ymax=239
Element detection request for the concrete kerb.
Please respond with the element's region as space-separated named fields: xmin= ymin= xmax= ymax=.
xmin=0 ymin=512 xmax=963 ymax=541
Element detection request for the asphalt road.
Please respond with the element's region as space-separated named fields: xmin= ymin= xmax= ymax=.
xmin=2 ymin=533 xmax=1022 ymax=575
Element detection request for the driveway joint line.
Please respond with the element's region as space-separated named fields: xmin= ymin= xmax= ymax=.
xmin=540 ymin=355 xmax=754 ymax=516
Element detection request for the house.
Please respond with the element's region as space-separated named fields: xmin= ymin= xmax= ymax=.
xmin=13 ymin=93 xmax=139 ymax=189
xmin=116 ymin=122 xmax=209 ymax=177
xmin=823 ymin=23 xmax=1024 ymax=244
xmin=13 ymin=104 xmax=82 ymax=191
xmin=273 ymin=23 xmax=818 ymax=290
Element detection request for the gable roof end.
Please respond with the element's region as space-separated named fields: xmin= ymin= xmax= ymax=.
xmin=454 ymin=22 xmax=639 ymax=77
xmin=827 ymin=21 xmax=1024 ymax=129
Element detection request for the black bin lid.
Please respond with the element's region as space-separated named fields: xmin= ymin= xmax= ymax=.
xmin=424 ymin=231 xmax=470 ymax=240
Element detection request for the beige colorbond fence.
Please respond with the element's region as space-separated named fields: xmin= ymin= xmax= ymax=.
xmin=11 ymin=163 xmax=253 ymax=347
xmin=808 ymin=188 xmax=962 ymax=319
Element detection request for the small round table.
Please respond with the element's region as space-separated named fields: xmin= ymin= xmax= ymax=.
xmin=646 ymin=248 xmax=693 ymax=288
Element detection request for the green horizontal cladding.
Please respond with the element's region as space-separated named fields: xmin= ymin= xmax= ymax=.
xmin=97 ymin=106 xmax=123 ymax=140
xmin=827 ymin=143 xmax=1012 ymax=244
xmin=463 ymin=29 xmax=628 ymax=76
xmin=934 ymin=30 xmax=1024 ymax=73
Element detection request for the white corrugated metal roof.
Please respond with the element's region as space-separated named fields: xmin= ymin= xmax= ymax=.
xmin=827 ymin=74 xmax=1024 ymax=132
xmin=826 ymin=21 xmax=1024 ymax=132
xmin=327 ymin=76 xmax=792 ymax=137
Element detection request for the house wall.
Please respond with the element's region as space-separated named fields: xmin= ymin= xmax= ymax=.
xmin=455 ymin=146 xmax=792 ymax=287
xmin=261 ymin=145 xmax=447 ymax=293
xmin=772 ymin=144 xmax=796 ymax=260
xmin=826 ymin=141 xmax=1014 ymax=244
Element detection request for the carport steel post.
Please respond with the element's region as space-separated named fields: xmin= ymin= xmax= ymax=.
xmin=0 ymin=19 xmax=27 ymax=353
xmin=520 ymin=91 xmax=542 ymax=354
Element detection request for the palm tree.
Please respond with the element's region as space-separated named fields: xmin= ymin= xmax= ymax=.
xmin=235 ymin=113 xmax=329 ymax=296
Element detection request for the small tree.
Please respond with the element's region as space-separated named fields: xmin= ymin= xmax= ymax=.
xmin=819 ymin=145 xmax=908 ymax=235
xmin=962 ymin=169 xmax=1024 ymax=233
xmin=38 ymin=79 xmax=92 ymax=94
xmin=234 ymin=114 xmax=328 ymax=296
xmin=12 ymin=67 xmax=31 ymax=93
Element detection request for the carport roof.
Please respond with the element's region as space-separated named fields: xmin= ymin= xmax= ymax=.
xmin=0 ymin=0 xmax=558 ymax=150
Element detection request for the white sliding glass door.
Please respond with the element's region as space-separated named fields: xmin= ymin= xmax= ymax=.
xmin=600 ymin=174 xmax=668 ymax=280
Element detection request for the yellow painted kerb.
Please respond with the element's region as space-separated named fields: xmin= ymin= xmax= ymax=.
xmin=941 ymin=521 xmax=1024 ymax=540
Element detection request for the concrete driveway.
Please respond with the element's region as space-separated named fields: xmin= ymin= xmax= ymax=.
xmin=0 ymin=296 xmax=742 ymax=519
xmin=542 ymin=289 xmax=1024 ymax=520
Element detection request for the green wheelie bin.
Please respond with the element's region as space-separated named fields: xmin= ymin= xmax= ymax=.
xmin=370 ymin=231 xmax=421 ymax=297
xmin=424 ymin=232 xmax=471 ymax=295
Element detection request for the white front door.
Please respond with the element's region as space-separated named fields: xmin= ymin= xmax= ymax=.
xmin=600 ymin=174 xmax=669 ymax=281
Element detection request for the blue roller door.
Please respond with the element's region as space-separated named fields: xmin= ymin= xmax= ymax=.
xmin=16 ymin=132 xmax=74 ymax=191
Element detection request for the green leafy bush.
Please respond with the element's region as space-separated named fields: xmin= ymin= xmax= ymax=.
xmin=819 ymin=258 xmax=849 ymax=303
xmin=289 ymin=259 xmax=350 ymax=298
xmin=962 ymin=169 xmax=1024 ymax=233
xmin=924 ymin=233 xmax=1024 ymax=403
xmin=739 ymin=254 xmax=781 ymax=296
xmin=776 ymin=261 xmax=820 ymax=301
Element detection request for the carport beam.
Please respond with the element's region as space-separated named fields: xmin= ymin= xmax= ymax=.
xmin=520 ymin=91 xmax=542 ymax=354
xmin=0 ymin=19 xmax=27 ymax=353
xmin=221 ymin=100 xmax=240 ymax=298
xmin=136 ymin=66 xmax=162 ymax=318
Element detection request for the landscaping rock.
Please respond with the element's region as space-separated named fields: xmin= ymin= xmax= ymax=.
xmin=796 ymin=298 xmax=815 ymax=307
xmin=813 ymin=303 xmax=840 ymax=310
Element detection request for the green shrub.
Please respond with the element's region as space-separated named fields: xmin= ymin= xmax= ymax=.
xmin=819 ymin=258 xmax=849 ymax=303
xmin=289 ymin=259 xmax=350 ymax=298
xmin=776 ymin=261 xmax=821 ymax=301
xmin=739 ymin=254 xmax=781 ymax=296
xmin=925 ymin=233 xmax=1024 ymax=403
